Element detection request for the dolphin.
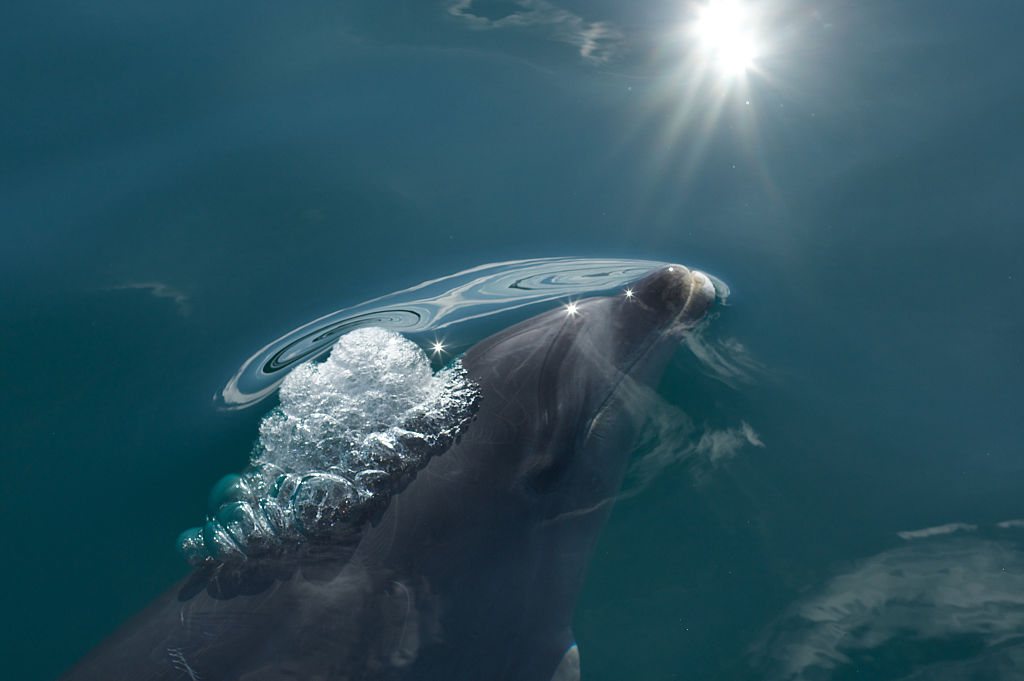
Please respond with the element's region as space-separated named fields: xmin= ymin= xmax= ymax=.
xmin=60 ymin=263 xmax=716 ymax=681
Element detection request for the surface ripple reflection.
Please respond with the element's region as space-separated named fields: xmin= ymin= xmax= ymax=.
xmin=219 ymin=257 xmax=665 ymax=409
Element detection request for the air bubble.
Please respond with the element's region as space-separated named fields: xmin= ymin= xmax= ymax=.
xmin=202 ymin=520 xmax=245 ymax=563
xmin=177 ymin=527 xmax=207 ymax=566
xmin=216 ymin=501 xmax=264 ymax=547
xmin=292 ymin=473 xmax=360 ymax=538
xmin=207 ymin=474 xmax=251 ymax=514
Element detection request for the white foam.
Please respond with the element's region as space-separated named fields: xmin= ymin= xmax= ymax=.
xmin=257 ymin=327 xmax=458 ymax=474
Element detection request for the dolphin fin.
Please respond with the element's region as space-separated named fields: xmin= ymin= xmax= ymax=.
xmin=550 ymin=642 xmax=580 ymax=681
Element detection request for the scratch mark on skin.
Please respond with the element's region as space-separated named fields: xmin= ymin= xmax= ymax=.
xmin=167 ymin=648 xmax=201 ymax=680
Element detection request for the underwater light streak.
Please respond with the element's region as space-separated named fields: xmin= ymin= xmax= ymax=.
xmin=605 ymin=0 xmax=776 ymax=217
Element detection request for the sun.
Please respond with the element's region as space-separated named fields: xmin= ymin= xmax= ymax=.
xmin=692 ymin=0 xmax=760 ymax=76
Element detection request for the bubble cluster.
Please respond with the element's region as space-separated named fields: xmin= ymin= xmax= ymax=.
xmin=179 ymin=328 xmax=479 ymax=566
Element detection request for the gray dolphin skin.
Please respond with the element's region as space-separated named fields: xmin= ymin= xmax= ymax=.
xmin=60 ymin=264 xmax=716 ymax=681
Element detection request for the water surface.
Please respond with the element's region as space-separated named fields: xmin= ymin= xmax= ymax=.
xmin=2 ymin=1 xmax=1022 ymax=679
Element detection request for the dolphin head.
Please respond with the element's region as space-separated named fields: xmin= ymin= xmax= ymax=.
xmin=568 ymin=262 xmax=716 ymax=385
xmin=456 ymin=263 xmax=716 ymax=502
xmin=466 ymin=262 xmax=714 ymax=389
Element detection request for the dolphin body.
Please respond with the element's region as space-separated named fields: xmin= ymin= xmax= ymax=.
xmin=61 ymin=264 xmax=716 ymax=681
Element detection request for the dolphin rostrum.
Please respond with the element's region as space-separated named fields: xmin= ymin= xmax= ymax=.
xmin=60 ymin=263 xmax=717 ymax=681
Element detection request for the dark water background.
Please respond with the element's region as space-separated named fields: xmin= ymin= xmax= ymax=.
xmin=3 ymin=1 xmax=1023 ymax=679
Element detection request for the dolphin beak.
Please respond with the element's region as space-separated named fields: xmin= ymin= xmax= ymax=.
xmin=635 ymin=264 xmax=716 ymax=327
xmin=679 ymin=268 xmax=716 ymax=325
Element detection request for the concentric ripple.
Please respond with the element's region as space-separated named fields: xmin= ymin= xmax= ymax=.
xmin=218 ymin=257 xmax=666 ymax=409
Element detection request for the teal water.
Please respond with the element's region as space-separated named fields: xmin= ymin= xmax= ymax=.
xmin=3 ymin=1 xmax=1023 ymax=679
